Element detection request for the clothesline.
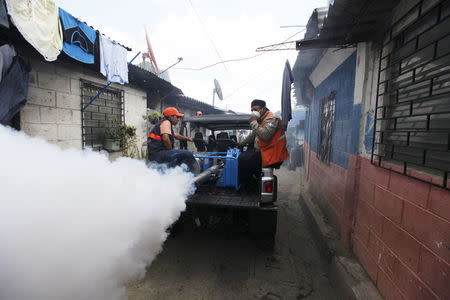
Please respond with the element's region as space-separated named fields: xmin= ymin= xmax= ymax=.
xmin=82 ymin=51 xmax=141 ymax=112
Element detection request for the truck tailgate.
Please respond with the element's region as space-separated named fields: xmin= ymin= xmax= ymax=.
xmin=187 ymin=193 xmax=259 ymax=208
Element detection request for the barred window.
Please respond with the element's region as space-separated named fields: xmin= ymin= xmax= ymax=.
xmin=373 ymin=0 xmax=450 ymax=189
xmin=81 ymin=80 xmax=124 ymax=150
xmin=318 ymin=91 xmax=336 ymax=163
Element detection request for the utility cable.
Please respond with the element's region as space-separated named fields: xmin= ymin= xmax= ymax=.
xmin=187 ymin=0 xmax=228 ymax=70
xmin=174 ymin=28 xmax=305 ymax=71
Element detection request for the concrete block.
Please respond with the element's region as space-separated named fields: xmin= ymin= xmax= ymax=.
xmin=27 ymin=86 xmax=56 ymax=107
xmin=374 ymin=187 xmax=403 ymax=224
xmin=419 ymin=246 xmax=450 ymax=298
xmin=20 ymin=104 xmax=40 ymax=123
xmin=70 ymin=79 xmax=81 ymax=95
xmin=38 ymin=72 xmax=71 ymax=93
xmin=402 ymin=201 xmax=450 ymax=263
xmin=22 ymin=123 xmax=57 ymax=141
xmin=40 ymin=107 xmax=58 ymax=124
xmin=28 ymin=71 xmax=38 ymax=87
xmin=31 ymin=59 xmax=55 ymax=74
xmin=57 ymin=108 xmax=73 ymax=124
xmin=72 ymin=110 xmax=82 ymax=125
xmin=58 ymin=124 xmax=82 ymax=140
xmin=55 ymin=62 xmax=84 ymax=79
xmin=57 ymin=92 xmax=81 ymax=110
xmin=382 ymin=219 xmax=421 ymax=272
xmin=81 ymin=71 xmax=107 ymax=86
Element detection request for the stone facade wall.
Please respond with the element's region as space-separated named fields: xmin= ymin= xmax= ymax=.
xmin=20 ymin=56 xmax=147 ymax=150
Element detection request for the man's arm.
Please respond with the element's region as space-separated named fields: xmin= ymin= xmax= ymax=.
xmin=161 ymin=134 xmax=173 ymax=150
xmin=174 ymin=133 xmax=193 ymax=141
xmin=250 ymin=117 xmax=279 ymax=142
xmin=239 ymin=131 xmax=256 ymax=146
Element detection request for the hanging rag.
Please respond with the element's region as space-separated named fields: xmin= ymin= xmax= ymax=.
xmin=0 ymin=55 xmax=31 ymax=124
xmin=59 ymin=8 xmax=97 ymax=64
xmin=0 ymin=44 xmax=16 ymax=82
xmin=5 ymin=0 xmax=62 ymax=61
xmin=281 ymin=60 xmax=293 ymax=131
xmin=99 ymin=34 xmax=128 ymax=84
xmin=0 ymin=0 xmax=9 ymax=28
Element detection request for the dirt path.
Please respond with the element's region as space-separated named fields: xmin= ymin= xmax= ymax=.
xmin=127 ymin=168 xmax=336 ymax=300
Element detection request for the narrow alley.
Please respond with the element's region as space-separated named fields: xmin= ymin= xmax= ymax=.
xmin=127 ymin=168 xmax=337 ymax=300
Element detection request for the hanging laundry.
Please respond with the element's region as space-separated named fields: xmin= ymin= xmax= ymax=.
xmin=0 ymin=0 xmax=9 ymax=28
xmin=0 ymin=56 xmax=31 ymax=124
xmin=0 ymin=44 xmax=16 ymax=82
xmin=99 ymin=35 xmax=128 ymax=84
xmin=59 ymin=8 xmax=97 ymax=64
xmin=5 ymin=0 xmax=62 ymax=61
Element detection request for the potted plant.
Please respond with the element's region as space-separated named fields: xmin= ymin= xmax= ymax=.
xmin=143 ymin=109 xmax=162 ymax=125
xmin=104 ymin=123 xmax=136 ymax=152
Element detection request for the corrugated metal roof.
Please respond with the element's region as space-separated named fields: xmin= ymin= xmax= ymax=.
xmin=128 ymin=64 xmax=179 ymax=95
xmin=296 ymin=0 xmax=398 ymax=49
xmin=164 ymin=95 xmax=223 ymax=115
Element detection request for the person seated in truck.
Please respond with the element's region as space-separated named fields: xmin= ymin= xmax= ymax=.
xmin=147 ymin=107 xmax=196 ymax=169
xmin=238 ymin=99 xmax=289 ymax=169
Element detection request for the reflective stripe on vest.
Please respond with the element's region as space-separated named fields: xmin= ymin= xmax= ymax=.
xmin=147 ymin=119 xmax=175 ymax=153
xmin=148 ymin=133 xmax=162 ymax=140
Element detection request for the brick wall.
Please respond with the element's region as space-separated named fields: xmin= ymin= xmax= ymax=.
xmin=352 ymin=156 xmax=450 ymax=300
xmin=20 ymin=56 xmax=147 ymax=150
xmin=305 ymin=138 xmax=450 ymax=299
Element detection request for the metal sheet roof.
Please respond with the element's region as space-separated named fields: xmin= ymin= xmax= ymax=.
xmin=184 ymin=114 xmax=251 ymax=130
xmin=128 ymin=64 xmax=181 ymax=95
xmin=296 ymin=0 xmax=398 ymax=49
xmin=164 ymin=95 xmax=223 ymax=115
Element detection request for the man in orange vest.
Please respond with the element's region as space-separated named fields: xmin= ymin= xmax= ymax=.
xmin=239 ymin=99 xmax=289 ymax=168
xmin=147 ymin=107 xmax=195 ymax=170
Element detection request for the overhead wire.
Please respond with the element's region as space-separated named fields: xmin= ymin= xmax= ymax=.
xmin=173 ymin=28 xmax=306 ymax=72
xmin=187 ymin=0 xmax=228 ymax=71
xmin=218 ymin=29 xmax=307 ymax=101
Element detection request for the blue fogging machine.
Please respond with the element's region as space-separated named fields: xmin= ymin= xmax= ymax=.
xmin=192 ymin=148 xmax=241 ymax=190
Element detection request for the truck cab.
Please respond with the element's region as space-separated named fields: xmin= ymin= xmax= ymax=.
xmin=181 ymin=114 xmax=279 ymax=249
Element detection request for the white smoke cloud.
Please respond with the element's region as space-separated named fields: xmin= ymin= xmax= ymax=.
xmin=0 ymin=126 xmax=193 ymax=300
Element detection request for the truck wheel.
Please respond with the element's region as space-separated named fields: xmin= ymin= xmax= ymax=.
xmin=249 ymin=208 xmax=277 ymax=251
xmin=256 ymin=234 xmax=275 ymax=251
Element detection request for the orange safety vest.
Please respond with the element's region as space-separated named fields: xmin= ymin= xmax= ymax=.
xmin=147 ymin=119 xmax=174 ymax=153
xmin=257 ymin=112 xmax=289 ymax=167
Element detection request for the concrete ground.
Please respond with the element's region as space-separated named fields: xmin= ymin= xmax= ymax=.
xmin=127 ymin=168 xmax=337 ymax=300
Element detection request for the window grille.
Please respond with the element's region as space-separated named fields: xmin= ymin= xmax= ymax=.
xmin=318 ymin=91 xmax=336 ymax=163
xmin=373 ymin=0 xmax=450 ymax=189
xmin=80 ymin=80 xmax=124 ymax=150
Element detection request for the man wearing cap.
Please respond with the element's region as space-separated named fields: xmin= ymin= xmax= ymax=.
xmin=147 ymin=107 xmax=195 ymax=168
xmin=239 ymin=99 xmax=289 ymax=169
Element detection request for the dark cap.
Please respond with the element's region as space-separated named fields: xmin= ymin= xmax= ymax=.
xmin=251 ymin=99 xmax=266 ymax=107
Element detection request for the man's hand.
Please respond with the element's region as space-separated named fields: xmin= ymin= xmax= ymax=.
xmin=188 ymin=137 xmax=194 ymax=142
xmin=249 ymin=115 xmax=258 ymax=123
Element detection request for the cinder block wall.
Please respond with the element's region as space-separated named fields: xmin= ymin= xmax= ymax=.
xmin=20 ymin=55 xmax=147 ymax=150
xmin=352 ymin=156 xmax=450 ymax=299
xmin=350 ymin=1 xmax=450 ymax=298
xmin=303 ymin=1 xmax=450 ymax=299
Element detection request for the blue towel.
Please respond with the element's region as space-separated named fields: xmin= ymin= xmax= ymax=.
xmin=59 ymin=8 xmax=96 ymax=64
